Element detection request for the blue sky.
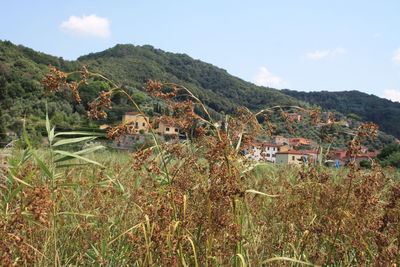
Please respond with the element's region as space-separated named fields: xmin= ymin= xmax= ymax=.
xmin=1 ymin=0 xmax=400 ymax=102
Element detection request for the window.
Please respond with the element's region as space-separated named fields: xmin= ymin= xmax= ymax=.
xmin=135 ymin=122 xmax=138 ymax=129
xmin=292 ymin=156 xmax=295 ymax=160
xmin=175 ymin=128 xmax=178 ymax=132
xmin=266 ymin=153 xmax=270 ymax=157
xmin=142 ymin=122 xmax=146 ymax=126
xmin=272 ymin=154 xmax=276 ymax=157
xmin=166 ymin=127 xmax=170 ymax=132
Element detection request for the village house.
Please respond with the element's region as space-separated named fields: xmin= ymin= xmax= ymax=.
xmin=299 ymin=149 xmax=320 ymax=164
xmin=330 ymin=150 xmax=347 ymax=160
xmin=328 ymin=150 xmax=380 ymax=166
xmin=275 ymin=150 xmax=310 ymax=166
xmin=288 ymin=137 xmax=317 ymax=148
xmin=156 ymin=120 xmax=180 ymax=136
xmin=122 ymin=112 xmax=149 ymax=134
xmin=244 ymin=143 xmax=289 ymax=162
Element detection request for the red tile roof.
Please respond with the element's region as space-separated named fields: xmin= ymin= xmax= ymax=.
xmin=276 ymin=150 xmax=310 ymax=155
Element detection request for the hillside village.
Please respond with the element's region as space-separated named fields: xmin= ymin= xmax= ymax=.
xmin=110 ymin=111 xmax=382 ymax=167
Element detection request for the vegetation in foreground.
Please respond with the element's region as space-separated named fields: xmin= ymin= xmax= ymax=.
xmin=1 ymin=146 xmax=399 ymax=266
xmin=0 ymin=68 xmax=399 ymax=266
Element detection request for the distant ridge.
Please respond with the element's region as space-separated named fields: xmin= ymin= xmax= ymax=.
xmin=281 ymin=89 xmax=400 ymax=138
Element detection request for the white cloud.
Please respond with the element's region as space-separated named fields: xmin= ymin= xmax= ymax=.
xmin=253 ymin=67 xmax=289 ymax=88
xmin=60 ymin=14 xmax=110 ymax=38
xmin=306 ymin=47 xmax=346 ymax=60
xmin=392 ymin=48 xmax=400 ymax=63
xmin=382 ymin=89 xmax=400 ymax=102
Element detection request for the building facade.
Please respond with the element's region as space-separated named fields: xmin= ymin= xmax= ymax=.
xmin=245 ymin=143 xmax=289 ymax=162
xmin=156 ymin=121 xmax=179 ymax=136
xmin=275 ymin=150 xmax=310 ymax=166
xmin=122 ymin=112 xmax=149 ymax=134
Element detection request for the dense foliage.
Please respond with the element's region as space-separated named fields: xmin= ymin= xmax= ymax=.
xmin=282 ymin=89 xmax=400 ymax=138
xmin=0 ymin=40 xmax=398 ymax=150
xmin=79 ymin=44 xmax=303 ymax=112
xmin=378 ymin=144 xmax=400 ymax=168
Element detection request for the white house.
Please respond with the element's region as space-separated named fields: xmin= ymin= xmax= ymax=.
xmin=244 ymin=143 xmax=288 ymax=162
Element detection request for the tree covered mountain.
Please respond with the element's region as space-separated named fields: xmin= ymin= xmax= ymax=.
xmin=281 ymin=90 xmax=400 ymax=138
xmin=77 ymin=44 xmax=303 ymax=113
xmin=0 ymin=40 xmax=303 ymax=119
xmin=0 ymin=40 xmax=398 ymax=148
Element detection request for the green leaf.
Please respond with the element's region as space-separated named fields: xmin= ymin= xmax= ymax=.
xmin=23 ymin=124 xmax=53 ymax=179
xmin=54 ymin=131 xmax=105 ymax=137
xmin=54 ymin=150 xmax=104 ymax=167
xmin=33 ymin=154 xmax=53 ymax=179
xmin=9 ymin=174 xmax=33 ymax=187
xmin=54 ymin=145 xmax=105 ymax=163
xmin=7 ymin=184 xmax=25 ymax=202
xmin=49 ymin=127 xmax=55 ymax=144
xmin=52 ymin=136 xmax=97 ymax=147
xmin=45 ymin=112 xmax=50 ymax=134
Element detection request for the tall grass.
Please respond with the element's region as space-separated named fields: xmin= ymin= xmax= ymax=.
xmin=0 ymin=67 xmax=398 ymax=266
xmin=1 ymin=149 xmax=398 ymax=266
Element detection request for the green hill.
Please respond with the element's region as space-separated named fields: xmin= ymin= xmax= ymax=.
xmin=281 ymin=90 xmax=400 ymax=138
xmin=0 ymin=40 xmax=398 ymax=148
xmin=77 ymin=44 xmax=302 ymax=113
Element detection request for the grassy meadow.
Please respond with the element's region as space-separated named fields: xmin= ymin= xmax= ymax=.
xmin=1 ymin=143 xmax=399 ymax=266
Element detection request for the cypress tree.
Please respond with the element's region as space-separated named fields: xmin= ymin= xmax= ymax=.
xmin=0 ymin=116 xmax=7 ymax=146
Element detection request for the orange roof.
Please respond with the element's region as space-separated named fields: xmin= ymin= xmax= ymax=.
xmin=276 ymin=150 xmax=309 ymax=155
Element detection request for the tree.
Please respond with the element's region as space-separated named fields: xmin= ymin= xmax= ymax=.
xmin=0 ymin=116 xmax=8 ymax=146
xmin=377 ymin=144 xmax=400 ymax=161
xmin=378 ymin=144 xmax=400 ymax=168
xmin=383 ymin=152 xmax=400 ymax=168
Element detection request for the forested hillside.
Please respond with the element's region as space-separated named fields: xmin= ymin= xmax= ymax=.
xmin=0 ymin=40 xmax=398 ymax=148
xmin=0 ymin=40 xmax=302 ymax=124
xmin=281 ymin=90 xmax=400 ymax=138
xmin=77 ymin=44 xmax=302 ymax=113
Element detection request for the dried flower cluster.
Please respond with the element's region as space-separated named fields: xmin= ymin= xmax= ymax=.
xmin=42 ymin=65 xmax=90 ymax=104
xmin=347 ymin=122 xmax=379 ymax=165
